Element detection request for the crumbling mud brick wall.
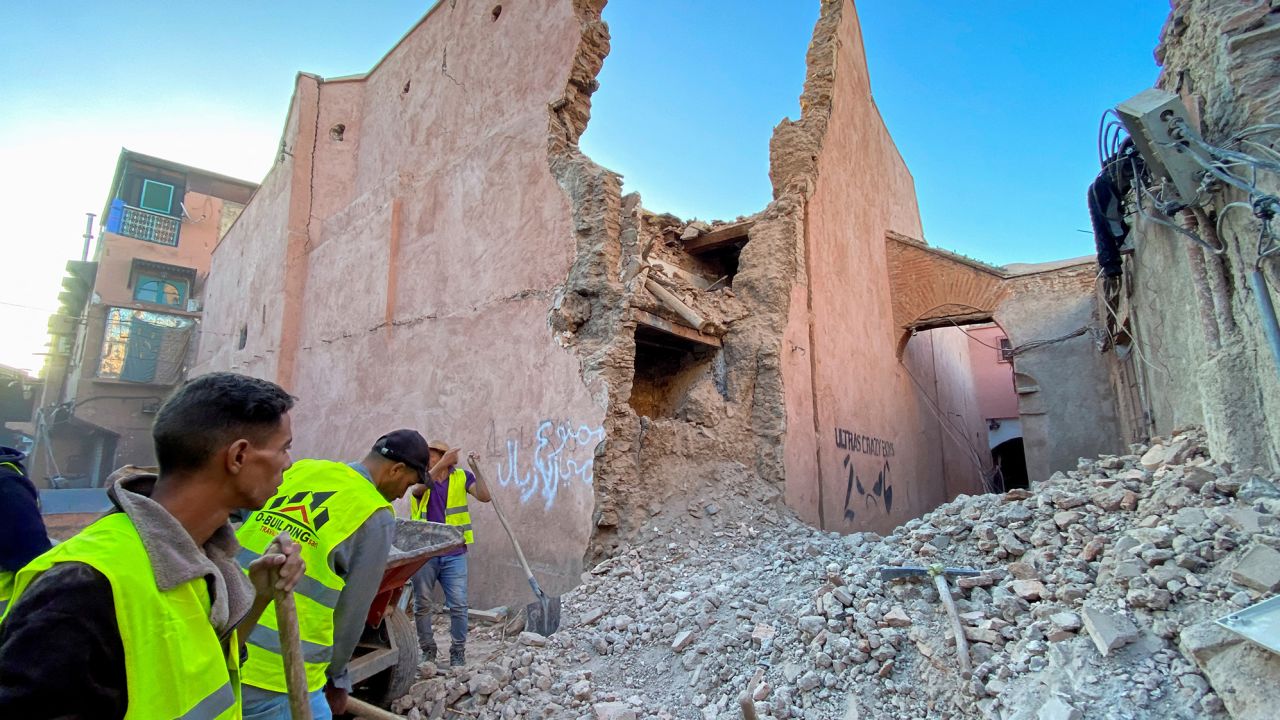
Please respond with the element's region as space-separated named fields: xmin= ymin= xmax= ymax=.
xmin=1108 ymin=0 xmax=1280 ymax=470
xmin=198 ymin=0 xmax=1000 ymax=605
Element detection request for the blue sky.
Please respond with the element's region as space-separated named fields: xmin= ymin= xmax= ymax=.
xmin=0 ymin=1 xmax=1169 ymax=373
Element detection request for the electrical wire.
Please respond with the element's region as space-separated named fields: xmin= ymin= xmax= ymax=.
xmin=899 ymin=354 xmax=999 ymax=493
xmin=943 ymin=317 xmax=1004 ymax=350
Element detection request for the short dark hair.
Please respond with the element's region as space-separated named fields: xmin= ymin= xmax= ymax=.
xmin=153 ymin=372 xmax=295 ymax=475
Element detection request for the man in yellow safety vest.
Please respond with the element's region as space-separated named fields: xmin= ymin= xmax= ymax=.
xmin=237 ymin=429 xmax=458 ymax=718
xmin=408 ymin=441 xmax=491 ymax=667
xmin=0 ymin=372 xmax=305 ymax=719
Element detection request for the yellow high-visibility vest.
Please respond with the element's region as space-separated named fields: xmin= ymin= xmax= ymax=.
xmin=409 ymin=468 xmax=473 ymax=544
xmin=236 ymin=459 xmax=391 ymax=693
xmin=2 ymin=512 xmax=241 ymax=719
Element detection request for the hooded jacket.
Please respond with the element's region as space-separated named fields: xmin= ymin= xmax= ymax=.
xmin=0 ymin=467 xmax=254 ymax=719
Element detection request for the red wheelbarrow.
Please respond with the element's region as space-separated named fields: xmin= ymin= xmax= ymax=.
xmin=347 ymin=519 xmax=465 ymax=708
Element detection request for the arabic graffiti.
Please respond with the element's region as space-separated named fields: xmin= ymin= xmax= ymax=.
xmin=493 ymin=420 xmax=605 ymax=511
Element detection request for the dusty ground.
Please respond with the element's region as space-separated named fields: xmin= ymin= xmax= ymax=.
xmin=394 ymin=428 xmax=1280 ymax=720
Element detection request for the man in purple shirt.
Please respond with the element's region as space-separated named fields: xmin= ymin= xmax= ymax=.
xmin=408 ymin=441 xmax=491 ymax=666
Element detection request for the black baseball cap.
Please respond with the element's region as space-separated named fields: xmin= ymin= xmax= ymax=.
xmin=372 ymin=429 xmax=431 ymax=481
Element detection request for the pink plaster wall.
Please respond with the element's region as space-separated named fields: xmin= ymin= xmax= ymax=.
xmin=965 ymin=325 xmax=1019 ymax=420
xmin=195 ymin=95 xmax=302 ymax=382
xmin=782 ymin=0 xmax=988 ymax=534
xmin=196 ymin=1 xmax=604 ymax=608
xmin=926 ymin=327 xmax=993 ymax=498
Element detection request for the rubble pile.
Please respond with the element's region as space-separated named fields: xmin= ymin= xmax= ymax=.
xmin=394 ymin=428 xmax=1280 ymax=720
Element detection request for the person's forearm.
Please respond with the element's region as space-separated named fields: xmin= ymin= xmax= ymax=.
xmin=428 ymin=458 xmax=451 ymax=481
xmin=470 ymin=465 xmax=492 ymax=502
xmin=233 ymin=595 xmax=272 ymax=641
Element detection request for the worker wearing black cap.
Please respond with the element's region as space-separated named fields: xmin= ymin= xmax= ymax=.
xmin=236 ymin=429 xmax=457 ymax=719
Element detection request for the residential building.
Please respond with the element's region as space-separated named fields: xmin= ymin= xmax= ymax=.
xmin=33 ymin=149 xmax=256 ymax=488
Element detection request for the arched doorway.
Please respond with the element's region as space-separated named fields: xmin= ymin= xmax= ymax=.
xmin=991 ymin=437 xmax=1028 ymax=491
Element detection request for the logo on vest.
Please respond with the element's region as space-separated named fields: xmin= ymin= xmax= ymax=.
xmin=250 ymin=491 xmax=335 ymax=546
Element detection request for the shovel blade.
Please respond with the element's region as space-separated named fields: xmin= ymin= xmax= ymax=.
xmin=525 ymin=594 xmax=562 ymax=636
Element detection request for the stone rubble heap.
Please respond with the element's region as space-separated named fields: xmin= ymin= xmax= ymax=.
xmin=393 ymin=428 xmax=1280 ymax=720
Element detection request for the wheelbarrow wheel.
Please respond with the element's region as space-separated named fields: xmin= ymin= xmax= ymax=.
xmin=360 ymin=607 xmax=421 ymax=708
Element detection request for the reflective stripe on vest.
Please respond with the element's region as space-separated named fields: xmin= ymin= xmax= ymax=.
xmin=235 ymin=459 xmax=392 ymax=693
xmin=1 ymin=513 xmax=240 ymax=719
xmin=415 ymin=469 xmax=473 ymax=544
xmin=0 ymin=570 xmax=12 ymax=616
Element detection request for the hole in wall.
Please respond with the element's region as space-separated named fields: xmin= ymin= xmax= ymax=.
xmin=629 ymin=326 xmax=717 ymax=419
xmin=329 ymin=123 xmax=346 ymax=141
xmin=402 ymin=80 xmax=411 ymax=94
xmin=690 ymin=242 xmax=744 ymax=288
xmin=491 ymin=4 xmax=502 ymax=21
xmin=238 ymin=325 xmax=248 ymax=350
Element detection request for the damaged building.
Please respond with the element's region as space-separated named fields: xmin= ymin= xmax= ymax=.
xmin=1095 ymin=0 xmax=1280 ymax=474
xmin=192 ymin=0 xmax=1122 ymax=607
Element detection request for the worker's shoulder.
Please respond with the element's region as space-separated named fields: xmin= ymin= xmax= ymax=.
xmin=285 ymin=458 xmax=371 ymax=484
xmin=12 ymin=561 xmax=113 ymax=616
xmin=0 ymin=467 xmax=39 ymax=504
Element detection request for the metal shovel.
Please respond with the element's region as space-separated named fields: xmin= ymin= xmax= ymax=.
xmin=470 ymin=457 xmax=561 ymax=636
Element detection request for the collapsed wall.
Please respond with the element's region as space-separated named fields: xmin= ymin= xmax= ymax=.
xmin=553 ymin=0 xmax=995 ymax=559
xmin=1106 ymin=0 xmax=1280 ymax=470
xmin=197 ymin=0 xmax=996 ymax=607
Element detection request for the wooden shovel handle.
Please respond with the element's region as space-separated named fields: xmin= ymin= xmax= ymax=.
xmin=273 ymin=586 xmax=313 ymax=720
xmin=468 ymin=457 xmax=537 ymax=584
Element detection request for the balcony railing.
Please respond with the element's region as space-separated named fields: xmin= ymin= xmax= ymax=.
xmin=118 ymin=205 xmax=180 ymax=246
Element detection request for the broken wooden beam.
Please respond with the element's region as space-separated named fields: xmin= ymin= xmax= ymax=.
xmin=632 ymin=309 xmax=722 ymax=349
xmin=644 ymin=279 xmax=715 ymax=334
xmin=648 ymin=259 xmax=714 ymax=290
xmin=683 ymin=220 xmax=754 ymax=255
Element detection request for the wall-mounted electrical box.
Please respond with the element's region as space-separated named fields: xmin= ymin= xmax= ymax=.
xmin=1116 ymin=89 xmax=1205 ymax=209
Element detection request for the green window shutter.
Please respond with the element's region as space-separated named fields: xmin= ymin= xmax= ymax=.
xmin=139 ymin=179 xmax=175 ymax=214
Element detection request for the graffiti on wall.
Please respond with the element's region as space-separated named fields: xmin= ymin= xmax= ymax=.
xmin=489 ymin=419 xmax=605 ymax=511
xmin=835 ymin=427 xmax=896 ymax=523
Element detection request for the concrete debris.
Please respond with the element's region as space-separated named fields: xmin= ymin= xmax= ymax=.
xmin=1179 ymin=621 xmax=1280 ymax=720
xmin=1230 ymin=544 xmax=1280 ymax=592
xmin=1081 ymin=606 xmax=1139 ymax=656
xmin=392 ymin=427 xmax=1278 ymax=719
xmin=883 ymin=607 xmax=912 ymax=627
xmin=518 ymin=631 xmax=548 ymax=648
xmin=1038 ymin=696 xmax=1083 ymax=720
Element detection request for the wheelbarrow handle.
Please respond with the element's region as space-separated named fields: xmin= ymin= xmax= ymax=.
xmin=345 ymin=696 xmax=408 ymax=720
